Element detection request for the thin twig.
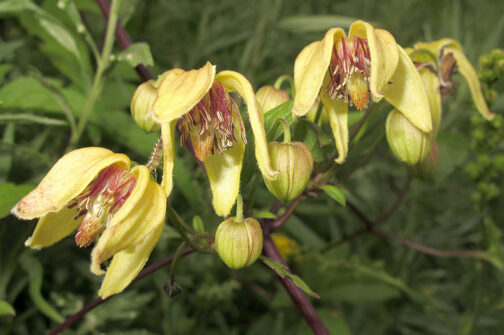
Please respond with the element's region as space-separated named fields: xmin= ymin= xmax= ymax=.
xmin=96 ymin=0 xmax=153 ymax=82
xmin=48 ymin=247 xmax=193 ymax=335
xmin=268 ymin=195 xmax=306 ymax=233
xmin=262 ymin=235 xmax=330 ymax=335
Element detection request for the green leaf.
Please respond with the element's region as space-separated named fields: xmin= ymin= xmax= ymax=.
xmin=283 ymin=215 xmax=325 ymax=249
xmin=20 ymin=253 xmax=64 ymax=323
xmin=0 ymin=40 xmax=24 ymax=62
xmin=0 ymin=183 xmax=35 ymax=219
xmin=433 ymin=133 xmax=470 ymax=182
xmin=253 ymin=210 xmax=277 ymax=219
xmin=0 ymin=300 xmax=15 ymax=316
xmin=0 ymin=113 xmax=67 ymax=126
xmin=0 ymin=76 xmax=63 ymax=112
xmin=320 ymin=185 xmax=346 ymax=206
xmin=264 ymin=101 xmax=293 ymax=141
xmin=278 ymin=15 xmax=358 ymax=33
xmin=117 ymin=42 xmax=154 ymax=67
xmin=0 ymin=64 xmax=12 ymax=83
xmin=0 ymin=122 xmax=15 ymax=182
xmin=261 ymin=256 xmax=320 ymax=298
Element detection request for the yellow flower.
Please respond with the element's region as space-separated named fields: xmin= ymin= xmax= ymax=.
xmin=292 ymin=20 xmax=432 ymax=163
xmin=413 ymin=38 xmax=495 ymax=124
xmin=11 ymin=147 xmax=166 ymax=298
xmin=152 ymin=61 xmax=278 ymax=217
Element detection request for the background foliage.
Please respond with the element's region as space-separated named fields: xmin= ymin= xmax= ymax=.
xmin=1 ymin=0 xmax=504 ymax=334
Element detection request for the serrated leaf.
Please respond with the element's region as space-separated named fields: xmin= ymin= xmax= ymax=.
xmin=20 ymin=253 xmax=64 ymax=323
xmin=320 ymin=185 xmax=346 ymax=206
xmin=262 ymin=257 xmax=319 ymax=298
xmin=0 ymin=183 xmax=35 ymax=218
xmin=118 ymin=42 xmax=154 ymax=67
xmin=0 ymin=300 xmax=15 ymax=316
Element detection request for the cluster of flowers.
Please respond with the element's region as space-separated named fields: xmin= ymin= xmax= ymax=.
xmin=11 ymin=21 xmax=492 ymax=298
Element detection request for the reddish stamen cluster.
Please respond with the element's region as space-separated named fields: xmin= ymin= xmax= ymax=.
xmin=68 ymin=164 xmax=136 ymax=247
xmin=177 ymin=82 xmax=246 ymax=161
xmin=326 ymin=36 xmax=371 ymax=109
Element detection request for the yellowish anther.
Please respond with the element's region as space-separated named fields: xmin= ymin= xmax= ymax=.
xmin=347 ymin=71 xmax=370 ymax=110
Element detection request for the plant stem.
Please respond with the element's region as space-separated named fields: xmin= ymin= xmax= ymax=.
xmin=236 ymin=194 xmax=244 ymax=221
xmin=262 ymin=235 xmax=330 ymax=335
xmin=68 ymin=0 xmax=123 ymax=149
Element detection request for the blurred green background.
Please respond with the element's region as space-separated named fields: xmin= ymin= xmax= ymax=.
xmin=1 ymin=0 xmax=504 ymax=334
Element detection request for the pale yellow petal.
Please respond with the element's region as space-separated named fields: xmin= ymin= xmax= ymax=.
xmin=12 ymin=148 xmax=130 ymax=220
xmin=24 ymin=206 xmax=83 ymax=249
xmin=152 ymin=62 xmax=216 ymax=123
xmin=419 ymin=68 xmax=442 ymax=135
xmin=446 ymin=47 xmax=495 ymax=120
xmin=292 ymin=28 xmax=346 ymax=117
xmin=204 ymin=139 xmax=245 ymax=217
xmin=161 ymin=121 xmax=176 ymax=196
xmin=90 ymin=166 xmax=166 ymax=275
xmin=215 ymin=70 xmax=278 ymax=180
xmin=383 ymin=45 xmax=432 ymax=132
xmin=414 ymin=38 xmax=462 ymax=56
xmin=98 ymin=221 xmax=164 ymax=298
xmin=350 ymin=21 xmax=399 ymax=99
xmin=321 ymin=96 xmax=348 ymax=164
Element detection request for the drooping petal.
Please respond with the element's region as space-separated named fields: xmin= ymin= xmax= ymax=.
xmin=153 ymin=62 xmax=216 ymax=123
xmin=204 ymin=139 xmax=245 ymax=217
xmin=90 ymin=165 xmax=166 ymax=275
xmin=160 ymin=121 xmax=176 ymax=196
xmin=383 ymin=45 xmax=432 ymax=132
xmin=24 ymin=206 xmax=84 ymax=249
xmin=419 ymin=68 xmax=442 ymax=134
xmin=98 ymin=221 xmax=164 ymax=298
xmin=414 ymin=38 xmax=462 ymax=56
xmin=215 ymin=70 xmax=278 ymax=181
xmin=349 ymin=21 xmax=399 ymax=100
xmin=321 ymin=96 xmax=349 ymax=164
xmin=446 ymin=47 xmax=495 ymax=120
xmin=292 ymin=28 xmax=346 ymax=117
xmin=12 ymin=147 xmax=130 ymax=220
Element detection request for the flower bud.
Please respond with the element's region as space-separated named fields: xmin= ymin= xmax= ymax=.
xmin=264 ymin=141 xmax=313 ymax=202
xmin=131 ymin=80 xmax=160 ymax=133
xmin=215 ymin=217 xmax=263 ymax=269
xmin=256 ymin=85 xmax=290 ymax=114
xmin=410 ymin=141 xmax=440 ymax=178
xmin=386 ymin=109 xmax=433 ymax=165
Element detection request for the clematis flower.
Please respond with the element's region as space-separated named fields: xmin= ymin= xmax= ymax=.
xmin=11 ymin=147 xmax=166 ymax=298
xmin=413 ymin=38 xmax=495 ymax=125
xmin=292 ymin=20 xmax=432 ymax=163
xmin=152 ymin=62 xmax=278 ymax=217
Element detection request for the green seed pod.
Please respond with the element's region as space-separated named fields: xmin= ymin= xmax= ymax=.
xmin=131 ymin=80 xmax=160 ymax=133
xmin=256 ymin=85 xmax=290 ymax=114
xmin=410 ymin=141 xmax=440 ymax=178
xmin=265 ymin=141 xmax=313 ymax=202
xmin=386 ymin=109 xmax=434 ymax=166
xmin=215 ymin=217 xmax=263 ymax=269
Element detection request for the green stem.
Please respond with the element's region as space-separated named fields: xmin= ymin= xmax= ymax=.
xmin=278 ymin=118 xmax=291 ymax=144
xmin=169 ymin=242 xmax=187 ymax=283
xmin=68 ymin=0 xmax=123 ymax=149
xmin=236 ymin=195 xmax=244 ymax=221
xmin=273 ymin=75 xmax=294 ymax=94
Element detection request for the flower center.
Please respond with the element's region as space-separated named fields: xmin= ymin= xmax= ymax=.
xmin=68 ymin=164 xmax=136 ymax=247
xmin=326 ymin=36 xmax=371 ymax=110
xmin=177 ymin=82 xmax=246 ymax=161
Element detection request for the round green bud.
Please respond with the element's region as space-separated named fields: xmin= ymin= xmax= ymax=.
xmin=410 ymin=141 xmax=439 ymax=179
xmin=215 ymin=217 xmax=263 ymax=269
xmin=386 ymin=109 xmax=434 ymax=166
xmin=256 ymin=85 xmax=290 ymax=114
xmin=264 ymin=141 xmax=313 ymax=202
xmin=131 ymin=80 xmax=160 ymax=133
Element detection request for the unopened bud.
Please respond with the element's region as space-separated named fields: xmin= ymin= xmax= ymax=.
xmin=131 ymin=80 xmax=160 ymax=133
xmin=256 ymin=85 xmax=290 ymax=114
xmin=215 ymin=217 xmax=263 ymax=269
xmin=410 ymin=141 xmax=440 ymax=178
xmin=386 ymin=109 xmax=433 ymax=165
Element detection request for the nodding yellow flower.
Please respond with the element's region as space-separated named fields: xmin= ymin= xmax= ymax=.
xmin=11 ymin=147 xmax=166 ymax=298
xmin=413 ymin=38 xmax=495 ymax=124
xmin=292 ymin=20 xmax=432 ymax=163
xmin=152 ymin=62 xmax=278 ymax=217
